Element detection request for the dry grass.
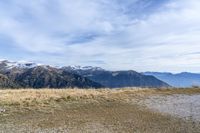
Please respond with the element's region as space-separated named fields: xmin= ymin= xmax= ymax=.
xmin=1 ymin=87 xmax=200 ymax=106
xmin=0 ymin=88 xmax=126 ymax=107
xmin=0 ymin=88 xmax=200 ymax=133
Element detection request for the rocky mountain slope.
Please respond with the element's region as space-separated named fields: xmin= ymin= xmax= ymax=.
xmin=0 ymin=74 xmax=18 ymax=88
xmin=13 ymin=66 xmax=103 ymax=88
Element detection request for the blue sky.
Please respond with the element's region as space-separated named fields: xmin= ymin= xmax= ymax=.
xmin=0 ymin=0 xmax=200 ymax=72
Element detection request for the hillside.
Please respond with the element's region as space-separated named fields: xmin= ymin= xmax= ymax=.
xmin=9 ymin=66 xmax=103 ymax=88
xmin=0 ymin=74 xmax=18 ymax=88
xmin=63 ymin=67 xmax=169 ymax=88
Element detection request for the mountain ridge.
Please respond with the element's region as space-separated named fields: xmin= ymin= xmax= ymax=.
xmin=62 ymin=68 xmax=170 ymax=88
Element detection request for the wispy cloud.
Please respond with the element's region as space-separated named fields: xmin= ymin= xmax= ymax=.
xmin=0 ymin=0 xmax=200 ymax=72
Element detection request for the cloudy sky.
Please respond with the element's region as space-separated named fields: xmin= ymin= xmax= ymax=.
xmin=0 ymin=0 xmax=200 ymax=72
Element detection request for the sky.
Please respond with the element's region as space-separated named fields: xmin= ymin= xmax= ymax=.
xmin=0 ymin=0 xmax=200 ymax=73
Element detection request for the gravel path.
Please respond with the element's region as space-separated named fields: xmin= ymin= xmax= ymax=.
xmin=141 ymin=94 xmax=200 ymax=121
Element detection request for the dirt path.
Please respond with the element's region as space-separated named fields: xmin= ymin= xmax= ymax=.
xmin=0 ymin=101 xmax=200 ymax=133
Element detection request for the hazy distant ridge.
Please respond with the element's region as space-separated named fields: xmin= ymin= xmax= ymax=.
xmin=144 ymin=72 xmax=200 ymax=87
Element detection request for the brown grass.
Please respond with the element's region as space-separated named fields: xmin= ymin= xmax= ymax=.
xmin=1 ymin=87 xmax=200 ymax=106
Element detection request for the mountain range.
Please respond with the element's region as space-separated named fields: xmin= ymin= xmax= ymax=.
xmin=62 ymin=67 xmax=169 ymax=88
xmin=144 ymin=72 xmax=200 ymax=87
xmin=0 ymin=60 xmax=169 ymax=89
xmin=0 ymin=61 xmax=103 ymax=88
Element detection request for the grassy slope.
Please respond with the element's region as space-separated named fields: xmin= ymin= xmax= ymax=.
xmin=0 ymin=88 xmax=200 ymax=133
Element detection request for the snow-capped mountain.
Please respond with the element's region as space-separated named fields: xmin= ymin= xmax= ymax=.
xmin=0 ymin=60 xmax=104 ymax=71
xmin=0 ymin=60 xmax=40 ymax=70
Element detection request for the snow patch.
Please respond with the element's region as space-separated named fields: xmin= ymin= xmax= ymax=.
xmin=64 ymin=65 xmax=104 ymax=71
xmin=0 ymin=60 xmax=41 ymax=69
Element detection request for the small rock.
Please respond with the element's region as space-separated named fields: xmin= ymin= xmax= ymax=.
xmin=0 ymin=108 xmax=6 ymax=113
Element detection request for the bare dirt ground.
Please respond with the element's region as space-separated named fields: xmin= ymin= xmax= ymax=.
xmin=0 ymin=88 xmax=200 ymax=133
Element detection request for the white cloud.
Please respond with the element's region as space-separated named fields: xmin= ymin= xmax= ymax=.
xmin=0 ymin=0 xmax=200 ymax=72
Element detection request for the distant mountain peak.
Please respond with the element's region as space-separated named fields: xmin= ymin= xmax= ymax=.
xmin=62 ymin=66 xmax=105 ymax=71
xmin=0 ymin=60 xmax=106 ymax=72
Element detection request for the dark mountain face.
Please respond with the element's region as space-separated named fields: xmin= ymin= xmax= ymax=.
xmin=0 ymin=74 xmax=18 ymax=88
xmin=9 ymin=66 xmax=103 ymax=88
xmin=144 ymin=72 xmax=200 ymax=87
xmin=63 ymin=68 xmax=169 ymax=88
